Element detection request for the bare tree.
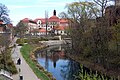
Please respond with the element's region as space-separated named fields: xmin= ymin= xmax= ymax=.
xmin=0 ymin=33 xmax=11 ymax=70
xmin=93 ymin=0 xmax=110 ymax=17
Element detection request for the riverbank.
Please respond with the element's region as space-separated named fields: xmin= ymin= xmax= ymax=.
xmin=66 ymin=53 xmax=120 ymax=78
xmin=11 ymin=45 xmax=40 ymax=80
xmin=20 ymin=44 xmax=56 ymax=80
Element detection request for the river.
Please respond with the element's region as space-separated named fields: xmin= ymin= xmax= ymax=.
xmin=36 ymin=44 xmax=83 ymax=80
xmin=35 ymin=44 xmax=119 ymax=80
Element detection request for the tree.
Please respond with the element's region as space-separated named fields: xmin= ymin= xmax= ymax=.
xmin=59 ymin=1 xmax=99 ymax=52
xmin=16 ymin=20 xmax=28 ymax=38
xmin=0 ymin=3 xmax=11 ymax=24
xmin=93 ymin=0 xmax=110 ymax=17
xmin=112 ymin=20 xmax=120 ymax=53
xmin=0 ymin=33 xmax=11 ymax=71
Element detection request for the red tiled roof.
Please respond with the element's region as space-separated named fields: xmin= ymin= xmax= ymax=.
xmin=0 ymin=20 xmax=3 ymax=24
xmin=0 ymin=22 xmax=3 ymax=24
xmin=22 ymin=18 xmax=29 ymax=23
xmin=7 ymin=23 xmax=13 ymax=28
xmin=55 ymin=26 xmax=65 ymax=30
xmin=49 ymin=15 xmax=59 ymax=19
xmin=29 ymin=20 xmax=37 ymax=24
xmin=22 ymin=18 xmax=37 ymax=24
xmin=34 ymin=18 xmax=46 ymax=24
xmin=60 ymin=19 xmax=68 ymax=23
xmin=49 ymin=16 xmax=59 ymax=22
xmin=39 ymin=28 xmax=46 ymax=32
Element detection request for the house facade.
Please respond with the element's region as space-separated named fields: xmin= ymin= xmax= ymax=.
xmin=0 ymin=19 xmax=13 ymax=41
xmin=21 ymin=10 xmax=69 ymax=36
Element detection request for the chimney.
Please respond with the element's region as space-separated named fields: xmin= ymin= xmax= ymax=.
xmin=53 ymin=10 xmax=56 ymax=16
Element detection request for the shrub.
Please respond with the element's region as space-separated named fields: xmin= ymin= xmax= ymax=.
xmin=40 ymin=37 xmax=48 ymax=41
xmin=24 ymin=38 xmax=29 ymax=43
xmin=49 ymin=37 xmax=59 ymax=40
xmin=16 ymin=38 xmax=24 ymax=46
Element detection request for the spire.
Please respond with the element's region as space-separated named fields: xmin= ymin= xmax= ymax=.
xmin=53 ymin=10 xmax=56 ymax=16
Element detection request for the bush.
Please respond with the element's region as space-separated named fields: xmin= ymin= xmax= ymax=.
xmin=31 ymin=38 xmax=40 ymax=44
xmin=24 ymin=38 xmax=29 ymax=43
xmin=49 ymin=37 xmax=59 ymax=40
xmin=16 ymin=38 xmax=24 ymax=45
xmin=40 ymin=37 xmax=48 ymax=41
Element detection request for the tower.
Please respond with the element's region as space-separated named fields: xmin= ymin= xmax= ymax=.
xmin=53 ymin=10 xmax=56 ymax=16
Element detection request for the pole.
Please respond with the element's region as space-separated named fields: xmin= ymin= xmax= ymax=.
xmin=45 ymin=11 xmax=48 ymax=37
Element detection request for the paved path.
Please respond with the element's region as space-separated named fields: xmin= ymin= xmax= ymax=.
xmin=11 ymin=38 xmax=40 ymax=80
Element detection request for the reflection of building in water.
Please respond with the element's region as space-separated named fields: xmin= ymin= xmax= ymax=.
xmin=52 ymin=53 xmax=59 ymax=68
xmin=52 ymin=50 xmax=65 ymax=68
xmin=37 ymin=48 xmax=66 ymax=68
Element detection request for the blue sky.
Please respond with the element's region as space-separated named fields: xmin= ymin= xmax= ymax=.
xmin=0 ymin=0 xmax=78 ymax=26
xmin=0 ymin=0 xmax=114 ymax=26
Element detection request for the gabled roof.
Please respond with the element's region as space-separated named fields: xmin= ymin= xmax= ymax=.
xmin=22 ymin=18 xmax=29 ymax=23
xmin=21 ymin=18 xmax=37 ymax=24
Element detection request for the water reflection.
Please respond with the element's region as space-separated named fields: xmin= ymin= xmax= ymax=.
xmin=36 ymin=45 xmax=80 ymax=80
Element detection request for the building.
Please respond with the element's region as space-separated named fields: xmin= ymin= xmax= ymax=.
xmin=0 ymin=19 xmax=6 ymax=33
xmin=21 ymin=10 xmax=69 ymax=36
xmin=0 ymin=19 xmax=13 ymax=42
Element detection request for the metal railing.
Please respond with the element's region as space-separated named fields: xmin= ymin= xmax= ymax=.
xmin=0 ymin=69 xmax=13 ymax=80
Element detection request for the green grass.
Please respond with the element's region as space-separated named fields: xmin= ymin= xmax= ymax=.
xmin=20 ymin=44 xmax=50 ymax=80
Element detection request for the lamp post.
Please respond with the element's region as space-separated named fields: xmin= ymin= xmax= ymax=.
xmin=45 ymin=11 xmax=48 ymax=37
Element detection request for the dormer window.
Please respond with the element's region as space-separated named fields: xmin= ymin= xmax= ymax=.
xmin=37 ymin=20 xmax=42 ymax=25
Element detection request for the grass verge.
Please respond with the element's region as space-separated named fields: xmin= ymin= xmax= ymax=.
xmin=20 ymin=44 xmax=50 ymax=80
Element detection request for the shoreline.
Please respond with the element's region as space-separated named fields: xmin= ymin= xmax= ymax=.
xmin=66 ymin=53 xmax=120 ymax=78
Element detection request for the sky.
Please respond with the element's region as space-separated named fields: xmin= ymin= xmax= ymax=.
xmin=0 ymin=0 xmax=114 ymax=26
xmin=0 ymin=0 xmax=79 ymax=26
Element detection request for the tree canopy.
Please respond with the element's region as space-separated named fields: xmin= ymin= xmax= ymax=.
xmin=16 ymin=20 xmax=28 ymax=37
xmin=59 ymin=1 xmax=99 ymax=23
xmin=0 ymin=3 xmax=11 ymax=24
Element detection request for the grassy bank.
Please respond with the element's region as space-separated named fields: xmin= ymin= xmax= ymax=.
xmin=20 ymin=44 xmax=50 ymax=80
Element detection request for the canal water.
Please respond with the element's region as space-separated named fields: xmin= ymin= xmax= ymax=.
xmin=36 ymin=44 xmax=81 ymax=80
xmin=36 ymin=44 xmax=119 ymax=80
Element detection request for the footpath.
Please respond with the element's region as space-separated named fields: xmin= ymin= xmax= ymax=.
xmin=11 ymin=38 xmax=40 ymax=80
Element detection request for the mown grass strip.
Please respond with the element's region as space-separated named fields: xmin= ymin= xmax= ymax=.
xmin=20 ymin=44 xmax=49 ymax=80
